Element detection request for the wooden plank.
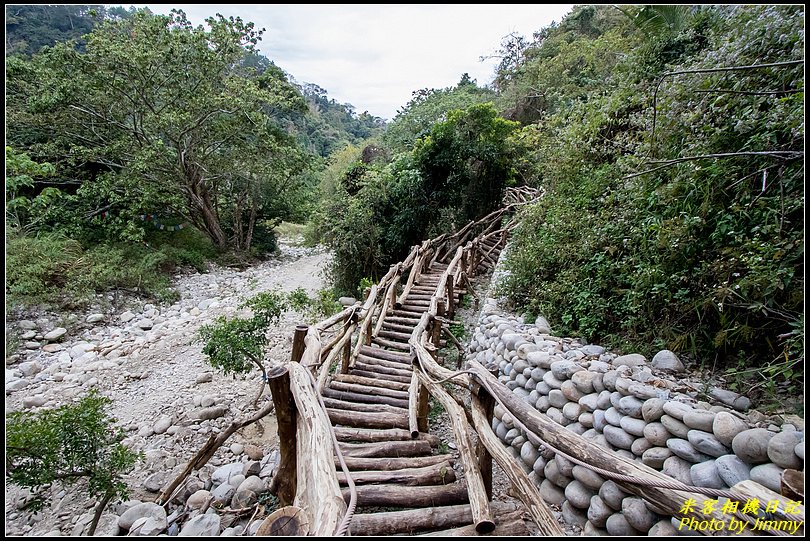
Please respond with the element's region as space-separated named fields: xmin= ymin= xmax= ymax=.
xmin=334 ymin=373 xmax=410 ymax=392
xmin=336 ymin=461 xmax=456 ymax=487
xmin=326 ymin=408 xmax=409 ymax=430
xmin=350 ymin=502 xmax=521 ymax=536
xmin=337 ymin=454 xmax=454 ymax=471
xmin=333 ymin=427 xmax=439 ymax=445
xmin=321 ymin=387 xmax=409 ymax=409
xmin=342 ymin=483 xmax=469 ymax=508
xmin=349 ymin=363 xmax=411 ymax=383
xmin=322 ymin=397 xmax=406 ymax=415
xmin=329 ymin=380 xmax=410 ymax=400
xmin=339 ymin=440 xmax=433 ymax=458
xmin=381 ymin=321 xmax=418 ymax=334
xmin=419 ymin=510 xmax=528 ymax=537
xmin=359 ymin=346 xmax=412 ymax=363
xmin=377 ymin=329 xmax=415 ymax=342
xmin=371 ymin=337 xmax=411 ymax=352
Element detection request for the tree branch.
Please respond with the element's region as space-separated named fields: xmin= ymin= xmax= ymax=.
xmin=624 ymin=151 xmax=803 ymax=179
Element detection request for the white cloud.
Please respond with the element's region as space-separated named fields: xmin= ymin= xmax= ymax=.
xmin=128 ymin=4 xmax=574 ymax=119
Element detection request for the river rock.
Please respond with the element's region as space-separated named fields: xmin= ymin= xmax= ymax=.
xmin=649 ymin=519 xmax=678 ymax=536
xmin=43 ymin=328 xmax=67 ymax=341
xmin=535 ymin=316 xmax=551 ymax=334
xmin=18 ymin=361 xmax=43 ymax=377
xmin=732 ymin=428 xmax=774 ymax=464
xmin=606 ymin=513 xmax=640 ymax=536
xmin=563 ymin=402 xmax=582 ymax=421
xmin=617 ymin=395 xmax=643 ymax=418
xmin=667 ymin=438 xmax=711 ymax=463
xmin=709 ymin=387 xmax=751 ymax=411
xmin=662 ymin=455 xmax=693 ymax=484
xmin=19 ymin=320 xmax=37 ymax=330
xmin=642 ymin=447 xmax=672 ymax=469
xmin=604 ymin=407 xmax=622 ymax=427
xmin=660 ymin=415 xmax=690 ymax=438
xmin=544 ymin=458 xmax=572 ymax=488
xmin=662 ymin=401 xmax=693 ymax=421
xmin=712 ymin=412 xmax=748 ymax=446
xmin=572 ymin=465 xmax=604 ymax=490
xmin=687 ymin=430 xmax=729 ymax=457
xmin=561 ymin=380 xmax=584 ymax=402
xmin=641 ymin=398 xmax=665 ymax=423
xmin=195 ymin=372 xmax=213 ymax=384
xmin=620 ymin=416 xmax=647 ymax=437
xmin=212 ymin=462 xmax=244 ymax=486
xmin=539 ymin=479 xmax=565 ymax=505
xmin=714 ymin=454 xmax=751 ymax=486
xmin=211 ymin=483 xmax=236 ymax=506
xmin=129 ymin=515 xmax=167 ymax=536
xmin=596 ymin=390 xmax=612 ymax=410
xmin=622 ymin=497 xmax=657 ymax=531
xmin=153 ymin=416 xmax=173 ymax=435
xmin=767 ymin=431 xmax=803 ymax=469
xmin=179 ymin=513 xmax=221 ymax=537
xmin=587 ymin=495 xmax=612 ymax=528
xmin=749 ymin=463 xmax=784 ymax=492
xmin=598 ymin=480 xmax=626 ymax=510
xmin=548 ymin=389 xmax=567 ymax=409
xmin=689 ymin=460 xmax=725 ymax=488
xmin=565 ymin=480 xmax=594 ymax=509
xmin=572 ymin=370 xmax=597 ymax=394
xmin=23 ymin=395 xmax=46 ymax=408
xmin=191 ymin=405 xmax=228 ymax=421
xmin=682 ymin=409 xmax=716 ymax=432
xmin=562 ymin=500 xmax=588 ymax=528
xmin=521 ymin=441 xmax=540 ymax=467
xmin=631 ymin=437 xmax=653 ymax=456
xmin=120 ymin=311 xmax=136 ymax=323
xmin=603 ymin=426 xmax=634 ymax=450
xmin=186 ymin=490 xmax=211 ymax=510
xmin=118 ymin=503 xmax=166 ymax=532
xmin=612 ymin=354 xmax=647 ymax=369
xmin=651 ymin=350 xmax=684 ymax=372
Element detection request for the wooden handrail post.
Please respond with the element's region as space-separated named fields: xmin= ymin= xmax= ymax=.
xmin=471 ymin=369 xmax=497 ymax=500
xmin=267 ymin=365 xmax=298 ymax=505
xmin=341 ymin=332 xmax=352 ymax=374
xmin=431 ymin=300 xmax=445 ymax=349
xmin=291 ymin=325 xmax=308 ymax=363
xmin=446 ymin=280 xmax=455 ymax=319
xmin=416 ymin=376 xmax=430 ymax=434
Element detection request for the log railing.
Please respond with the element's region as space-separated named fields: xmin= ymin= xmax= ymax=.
xmin=267 ymin=187 xmax=557 ymax=535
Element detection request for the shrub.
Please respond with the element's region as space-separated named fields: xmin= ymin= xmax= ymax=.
xmin=6 ymin=390 xmax=141 ymax=535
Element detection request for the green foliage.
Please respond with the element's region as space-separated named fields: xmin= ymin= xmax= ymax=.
xmin=9 ymin=9 xmax=310 ymax=252
xmin=198 ymin=291 xmax=288 ymax=376
xmin=5 ymin=146 xmax=58 ymax=231
xmin=6 ymin=389 xmax=141 ymax=512
xmin=5 ymin=228 xmax=217 ymax=309
xmin=499 ymin=5 xmax=804 ymax=381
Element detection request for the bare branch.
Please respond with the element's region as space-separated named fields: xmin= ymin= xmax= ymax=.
xmin=624 ymin=151 xmax=803 ymax=179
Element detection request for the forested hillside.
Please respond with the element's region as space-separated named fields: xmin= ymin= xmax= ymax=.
xmin=5 ymin=6 xmax=381 ymax=307
xmin=309 ymin=5 xmax=804 ymax=395
xmin=5 ymin=5 xmax=804 ymax=397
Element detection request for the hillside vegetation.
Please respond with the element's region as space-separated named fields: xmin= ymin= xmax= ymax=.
xmin=5 ymin=5 xmax=804 ymax=398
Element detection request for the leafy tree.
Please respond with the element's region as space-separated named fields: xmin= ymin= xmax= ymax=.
xmin=198 ymin=291 xmax=288 ymax=405
xmin=5 ymin=146 xmax=58 ymax=230
xmin=6 ymin=390 xmax=141 ymax=535
xmin=384 ymin=75 xmax=496 ymax=152
xmin=13 ymin=9 xmax=309 ymax=251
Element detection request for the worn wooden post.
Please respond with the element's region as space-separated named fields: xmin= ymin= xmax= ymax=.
xmin=471 ymin=373 xmax=496 ymax=500
xmin=446 ymin=280 xmax=455 ymax=319
xmin=291 ymin=325 xmax=308 ymax=363
xmin=431 ymin=299 xmax=445 ymax=350
xmin=267 ymin=365 xmax=298 ymax=506
xmin=341 ymin=331 xmax=352 ymax=374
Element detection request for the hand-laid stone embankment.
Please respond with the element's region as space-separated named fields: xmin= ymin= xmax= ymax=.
xmin=465 ymin=247 xmax=804 ymax=536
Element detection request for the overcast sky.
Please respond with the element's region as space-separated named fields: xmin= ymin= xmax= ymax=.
xmin=128 ymin=4 xmax=574 ymax=120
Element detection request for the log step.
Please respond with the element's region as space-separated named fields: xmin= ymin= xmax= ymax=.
xmin=395 ymin=305 xmax=429 ymax=315
xmin=327 ymin=408 xmax=409 ymax=430
xmin=339 ymin=439 xmax=433 ymax=458
xmin=371 ymin=337 xmax=411 ymax=352
xmin=381 ymin=321 xmax=416 ymax=334
xmin=322 ymin=397 xmax=407 ymax=415
xmin=334 ymin=373 xmax=409 ymax=392
xmin=336 ymin=461 xmax=455 ymax=487
xmin=377 ymin=329 xmax=414 ymax=342
xmin=386 ymin=315 xmax=423 ymax=325
xmin=349 ymin=501 xmax=521 ymax=536
xmin=333 ymin=427 xmax=439 ymax=445
xmin=354 ymin=355 xmax=411 ymax=377
xmin=329 ymin=380 xmax=409 ymax=401
xmin=349 ymin=367 xmax=412 ymax=385
xmin=359 ymin=346 xmax=412 ymax=364
xmin=342 ymin=483 xmax=469 ymax=508
xmin=337 ymin=454 xmax=454 ymax=471
xmin=321 ymin=387 xmax=409 ymax=409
